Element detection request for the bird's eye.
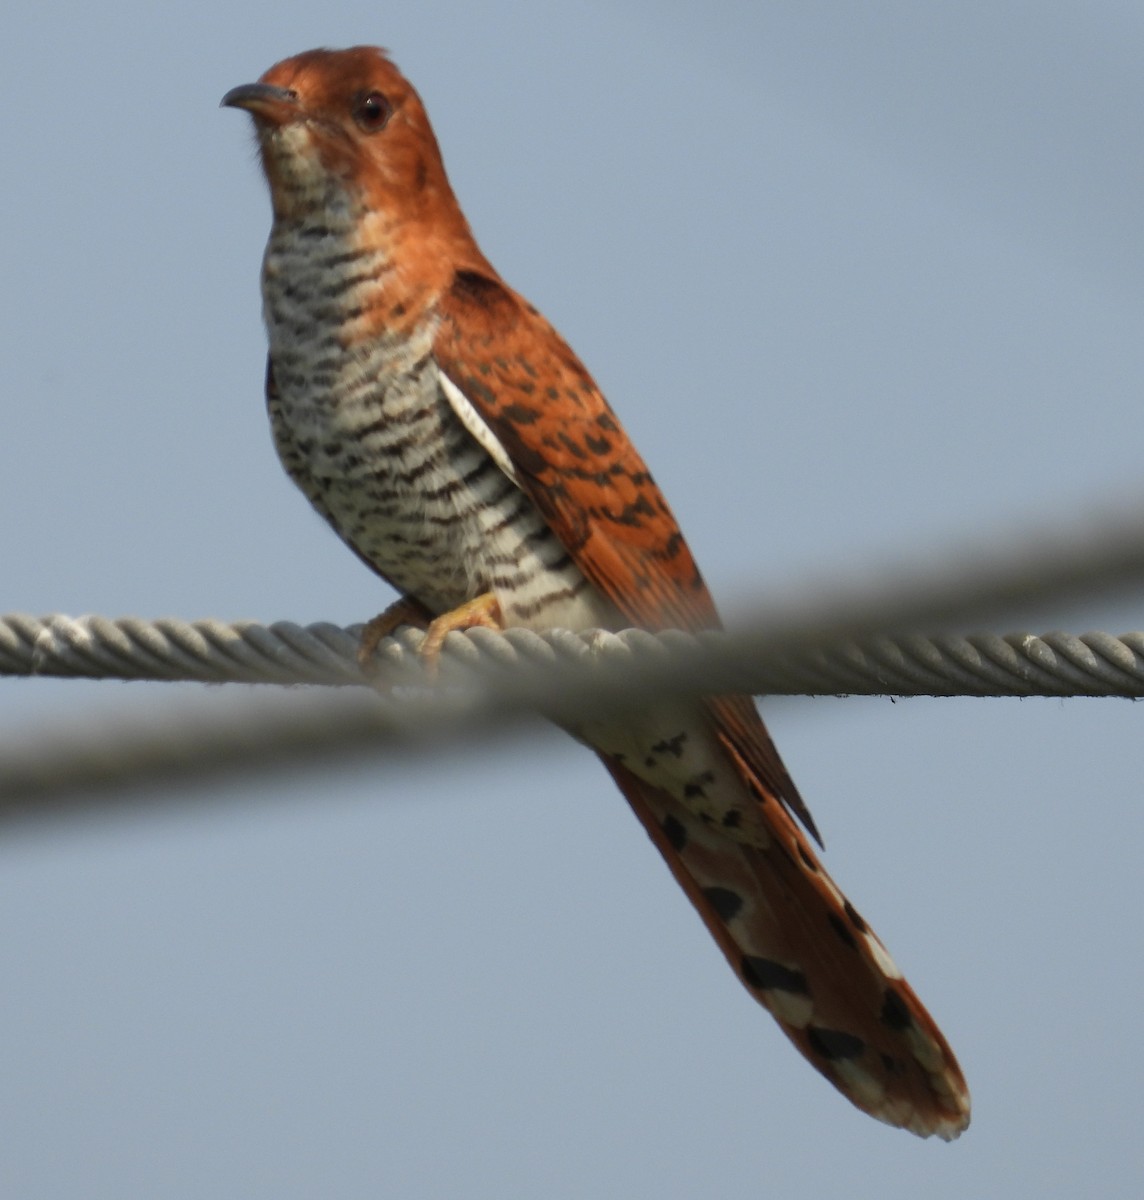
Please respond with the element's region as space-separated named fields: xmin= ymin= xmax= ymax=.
xmin=353 ymin=91 xmax=393 ymax=132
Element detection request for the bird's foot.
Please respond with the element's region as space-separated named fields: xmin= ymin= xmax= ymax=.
xmin=419 ymin=593 xmax=504 ymax=679
xmin=357 ymin=595 xmax=434 ymax=675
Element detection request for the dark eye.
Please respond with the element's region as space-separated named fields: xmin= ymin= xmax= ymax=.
xmin=353 ymin=90 xmax=393 ymax=132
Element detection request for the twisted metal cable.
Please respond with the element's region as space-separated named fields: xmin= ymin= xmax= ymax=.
xmin=6 ymin=503 xmax=1144 ymax=694
xmin=3 ymin=613 xmax=1144 ymax=698
xmin=0 ymin=614 xmax=364 ymax=686
xmin=5 ymin=508 xmax=1144 ymax=817
xmin=2 ymin=613 xmax=1143 ymax=821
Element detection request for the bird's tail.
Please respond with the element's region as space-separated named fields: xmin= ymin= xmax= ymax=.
xmin=598 ymin=753 xmax=971 ymax=1139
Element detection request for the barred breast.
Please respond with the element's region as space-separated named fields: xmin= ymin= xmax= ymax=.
xmin=261 ymin=213 xmax=611 ymax=631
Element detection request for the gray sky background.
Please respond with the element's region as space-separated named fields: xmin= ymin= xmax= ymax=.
xmin=3 ymin=2 xmax=1143 ymax=1196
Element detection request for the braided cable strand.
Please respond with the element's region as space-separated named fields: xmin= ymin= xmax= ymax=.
xmin=3 ymin=615 xmax=1144 ymax=816
xmin=7 ymin=508 xmax=1144 ymax=694
xmin=0 ymin=614 xmax=365 ymax=685
xmin=1 ymin=619 xmax=1142 ymax=820
xmin=3 ymin=613 xmax=1144 ymax=697
xmin=3 ymin=500 xmax=1144 ymax=812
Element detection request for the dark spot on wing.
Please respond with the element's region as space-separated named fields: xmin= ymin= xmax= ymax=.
xmin=500 ymin=402 xmax=541 ymax=425
xmin=844 ymin=900 xmax=868 ymax=933
xmin=451 ymin=269 xmax=507 ymax=310
xmin=807 ymin=1027 xmax=866 ymax=1061
xmin=828 ymin=913 xmax=858 ymax=950
xmin=880 ymin=987 xmax=913 ymax=1031
xmin=661 ymin=815 xmax=688 ymax=853
xmin=703 ymin=887 xmax=744 ymax=922
xmin=741 ymin=956 xmax=810 ymax=995
xmin=683 ymin=770 xmax=716 ymax=800
xmin=796 ymin=843 xmax=818 ymax=872
xmin=650 ymin=733 xmax=687 ymax=758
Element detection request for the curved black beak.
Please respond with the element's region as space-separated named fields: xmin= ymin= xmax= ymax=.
xmin=220 ymin=82 xmax=299 ymax=122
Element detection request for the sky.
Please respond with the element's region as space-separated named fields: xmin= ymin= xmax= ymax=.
xmin=3 ymin=2 xmax=1144 ymax=1196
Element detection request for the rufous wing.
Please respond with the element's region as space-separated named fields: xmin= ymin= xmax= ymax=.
xmin=434 ymin=266 xmax=969 ymax=1136
xmin=433 ymin=267 xmax=815 ymax=834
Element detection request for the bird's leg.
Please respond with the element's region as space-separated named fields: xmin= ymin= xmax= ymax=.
xmin=358 ymin=593 xmax=504 ymax=680
xmin=419 ymin=592 xmax=504 ymax=677
xmin=357 ymin=594 xmax=434 ymax=673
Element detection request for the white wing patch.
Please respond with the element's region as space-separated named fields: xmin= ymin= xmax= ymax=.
xmin=438 ymin=370 xmax=521 ymax=488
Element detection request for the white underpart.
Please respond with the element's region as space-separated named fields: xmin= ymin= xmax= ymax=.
xmin=256 ymin=148 xmax=770 ymax=832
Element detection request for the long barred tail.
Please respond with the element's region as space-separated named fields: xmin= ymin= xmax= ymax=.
xmin=598 ymin=754 xmax=971 ymax=1139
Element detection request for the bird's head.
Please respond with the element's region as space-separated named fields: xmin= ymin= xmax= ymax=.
xmin=222 ymin=46 xmax=463 ymax=235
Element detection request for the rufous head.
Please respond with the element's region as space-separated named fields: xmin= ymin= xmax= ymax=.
xmin=222 ymin=46 xmax=464 ymax=233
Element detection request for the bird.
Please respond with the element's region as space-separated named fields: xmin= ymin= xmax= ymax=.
xmin=222 ymin=45 xmax=970 ymax=1139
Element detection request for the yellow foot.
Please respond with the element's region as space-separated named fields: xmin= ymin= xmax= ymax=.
xmin=357 ymin=595 xmax=434 ymax=674
xmin=420 ymin=593 xmax=504 ymax=677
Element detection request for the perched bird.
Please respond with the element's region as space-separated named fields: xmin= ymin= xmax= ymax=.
xmin=223 ymin=46 xmax=970 ymax=1138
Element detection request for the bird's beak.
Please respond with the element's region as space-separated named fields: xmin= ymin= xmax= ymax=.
xmin=220 ymin=82 xmax=299 ymax=125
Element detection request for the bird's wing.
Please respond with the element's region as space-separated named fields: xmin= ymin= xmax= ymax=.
xmin=433 ymin=267 xmax=719 ymax=633
xmin=433 ymin=266 xmax=818 ymax=840
xmin=435 ymin=269 xmax=968 ymax=1139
